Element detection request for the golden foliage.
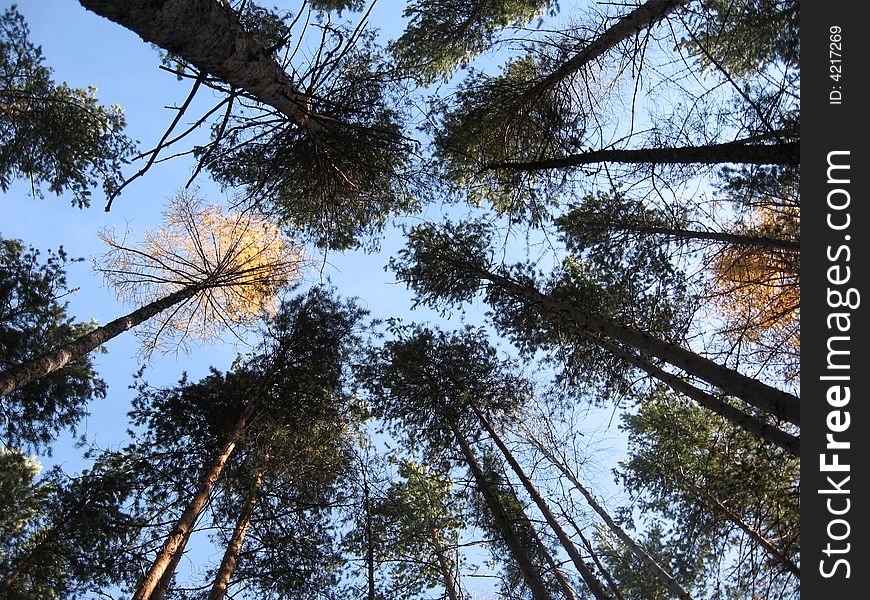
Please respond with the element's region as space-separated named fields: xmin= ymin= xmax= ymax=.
xmin=97 ymin=190 xmax=306 ymax=353
xmin=708 ymin=205 xmax=799 ymax=374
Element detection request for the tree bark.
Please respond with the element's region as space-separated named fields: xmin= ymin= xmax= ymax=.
xmin=593 ymin=337 xmax=799 ymax=455
xmin=482 ymin=140 xmax=799 ymax=171
xmin=430 ymin=528 xmax=461 ymax=600
xmin=526 ymin=521 xmax=579 ymax=600
xmin=526 ymin=0 xmax=687 ymax=98
xmin=527 ymin=431 xmax=694 ymax=600
xmin=78 ymin=0 xmax=316 ymax=130
xmin=208 ymin=463 xmax=266 ymax=600
xmin=446 ymin=418 xmax=553 ymax=600
xmin=132 ymin=400 xmax=257 ymax=600
xmin=470 ymin=405 xmax=612 ymax=600
xmin=468 ymin=264 xmax=800 ymax=426
xmin=0 ymin=285 xmax=200 ymax=397
xmin=678 ymin=468 xmax=800 ymax=577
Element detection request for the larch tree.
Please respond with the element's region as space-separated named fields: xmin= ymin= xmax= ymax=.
xmin=0 ymin=190 xmax=305 ymax=397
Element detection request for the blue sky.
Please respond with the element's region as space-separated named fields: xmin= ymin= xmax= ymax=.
xmin=3 ymin=1 xmax=632 ymax=595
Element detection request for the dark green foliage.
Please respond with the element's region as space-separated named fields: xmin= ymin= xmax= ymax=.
xmin=680 ymin=0 xmax=799 ymax=77
xmin=361 ymin=323 xmax=528 ymax=458
xmin=390 ymin=219 xmax=690 ymax=403
xmin=433 ymin=55 xmax=582 ymax=223
xmin=593 ymin=523 xmax=711 ymax=600
xmin=202 ymin=21 xmax=419 ymax=251
xmin=366 ymin=459 xmax=465 ymax=600
xmin=0 ymin=452 xmax=142 ymax=599
xmin=309 ymin=0 xmax=368 ymax=13
xmin=0 ymin=5 xmax=134 ymax=206
xmin=616 ymin=391 xmax=799 ymax=598
xmin=0 ymin=236 xmax=106 ymax=452
xmin=98 ymin=287 xmax=367 ymax=596
xmin=391 ymin=0 xmax=556 ymax=84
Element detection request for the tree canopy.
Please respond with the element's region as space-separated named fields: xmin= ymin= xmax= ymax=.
xmin=1 ymin=1 xmax=801 ymax=598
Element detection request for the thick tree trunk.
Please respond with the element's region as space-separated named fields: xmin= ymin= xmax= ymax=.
xmin=470 ymin=406 xmax=612 ymax=600
xmin=208 ymin=461 xmax=267 ymax=600
xmin=470 ymin=265 xmax=800 ymax=426
xmin=483 ymin=140 xmax=799 ymax=171
xmin=78 ymin=0 xmax=316 ymax=130
xmin=0 ymin=285 xmax=199 ymax=397
xmin=446 ymin=418 xmax=553 ymax=600
xmin=527 ymin=432 xmax=694 ymax=600
xmin=527 ymin=0 xmax=687 ymax=98
xmin=594 ymin=337 xmax=799 ymax=455
xmin=132 ymin=401 xmax=257 ymax=600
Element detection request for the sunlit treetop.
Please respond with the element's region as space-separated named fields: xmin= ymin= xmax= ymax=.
xmin=96 ymin=190 xmax=307 ymax=355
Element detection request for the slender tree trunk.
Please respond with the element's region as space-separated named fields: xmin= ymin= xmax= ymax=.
xmin=361 ymin=459 xmax=376 ymax=600
xmin=595 ymin=223 xmax=799 ymax=253
xmin=526 ymin=430 xmax=694 ymax=600
xmin=208 ymin=461 xmax=268 ymax=600
xmin=469 ymin=405 xmax=612 ymax=600
xmin=526 ymin=0 xmax=687 ymax=98
xmin=678 ymin=468 xmax=800 ymax=577
xmin=445 ymin=418 xmax=553 ymax=600
xmin=132 ymin=401 xmax=257 ymax=600
xmin=483 ymin=140 xmax=799 ymax=171
xmin=467 ymin=264 xmax=800 ymax=426
xmin=430 ymin=528 xmax=461 ymax=600
xmin=526 ymin=520 xmax=579 ymax=600
xmin=78 ymin=0 xmax=316 ymax=130
xmin=574 ymin=528 xmax=626 ymax=600
xmin=594 ymin=337 xmax=799 ymax=455
xmin=0 ymin=285 xmax=200 ymax=397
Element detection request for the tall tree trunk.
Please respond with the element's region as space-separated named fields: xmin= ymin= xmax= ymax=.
xmin=78 ymin=0 xmax=316 ymax=130
xmin=574 ymin=528 xmax=626 ymax=600
xmin=526 ymin=520 xmax=579 ymax=600
xmin=594 ymin=337 xmax=799 ymax=455
xmin=678 ymin=468 xmax=800 ymax=577
xmin=132 ymin=400 xmax=257 ymax=600
xmin=469 ymin=405 xmax=612 ymax=600
xmin=526 ymin=0 xmax=687 ymax=99
xmin=483 ymin=140 xmax=799 ymax=171
xmin=526 ymin=430 xmax=694 ymax=600
xmin=208 ymin=461 xmax=268 ymax=600
xmin=466 ymin=264 xmax=800 ymax=426
xmin=360 ymin=457 xmax=376 ymax=600
xmin=445 ymin=418 xmax=553 ymax=600
xmin=429 ymin=528 xmax=461 ymax=600
xmin=0 ymin=285 xmax=200 ymax=397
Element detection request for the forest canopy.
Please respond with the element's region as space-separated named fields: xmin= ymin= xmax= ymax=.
xmin=0 ymin=1 xmax=800 ymax=599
